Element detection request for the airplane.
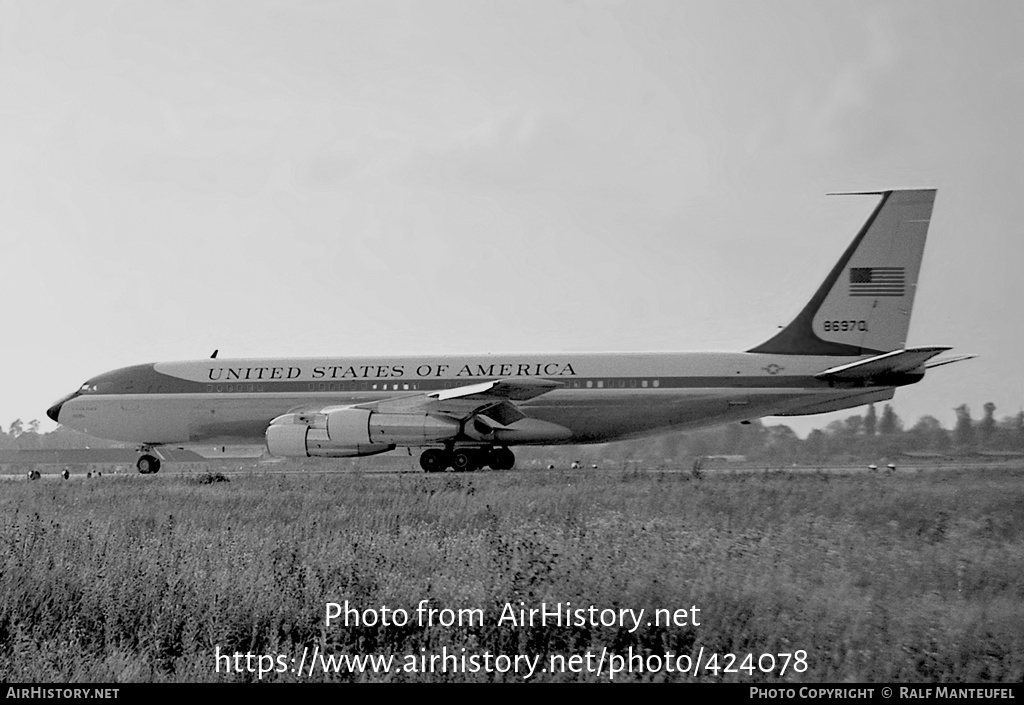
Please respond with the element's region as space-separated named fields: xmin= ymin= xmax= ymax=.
xmin=47 ymin=189 xmax=974 ymax=474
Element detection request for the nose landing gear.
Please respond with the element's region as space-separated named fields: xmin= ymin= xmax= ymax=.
xmin=136 ymin=447 xmax=162 ymax=474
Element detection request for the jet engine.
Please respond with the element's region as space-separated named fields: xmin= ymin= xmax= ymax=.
xmin=265 ymin=424 xmax=392 ymax=458
xmin=326 ymin=408 xmax=459 ymax=445
xmin=265 ymin=408 xmax=460 ymax=458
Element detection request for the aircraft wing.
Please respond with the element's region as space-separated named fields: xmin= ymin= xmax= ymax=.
xmin=427 ymin=378 xmax=561 ymax=402
xmin=358 ymin=378 xmax=562 ymax=420
xmin=284 ymin=378 xmax=560 ymax=419
xmin=814 ymin=346 xmax=964 ymax=382
xmin=276 ymin=378 xmax=569 ymax=444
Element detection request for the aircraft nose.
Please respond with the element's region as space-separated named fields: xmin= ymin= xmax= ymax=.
xmin=47 ymin=391 xmax=76 ymax=423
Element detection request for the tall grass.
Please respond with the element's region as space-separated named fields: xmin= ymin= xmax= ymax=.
xmin=1 ymin=466 xmax=1022 ymax=681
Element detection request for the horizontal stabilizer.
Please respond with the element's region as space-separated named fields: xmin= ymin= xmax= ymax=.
xmin=924 ymin=354 xmax=978 ymax=369
xmin=815 ymin=346 xmax=951 ymax=381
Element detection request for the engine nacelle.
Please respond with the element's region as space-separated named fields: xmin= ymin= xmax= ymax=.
xmin=266 ymin=408 xmax=459 ymax=458
xmin=327 ymin=408 xmax=459 ymax=446
xmin=265 ymin=423 xmax=392 ymax=458
xmin=462 ymin=416 xmax=573 ymax=443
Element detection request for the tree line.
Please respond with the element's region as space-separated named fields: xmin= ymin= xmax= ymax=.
xmin=596 ymin=403 xmax=1024 ymax=464
xmin=610 ymin=401 xmax=1019 ymax=463
xmin=0 ymin=422 xmax=123 ymax=451
xmin=3 ymin=402 xmax=1023 ymax=462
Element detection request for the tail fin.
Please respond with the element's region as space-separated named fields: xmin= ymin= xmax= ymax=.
xmin=748 ymin=189 xmax=936 ymax=356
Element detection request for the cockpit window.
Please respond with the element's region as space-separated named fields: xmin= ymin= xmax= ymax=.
xmin=79 ymin=382 xmax=98 ymax=393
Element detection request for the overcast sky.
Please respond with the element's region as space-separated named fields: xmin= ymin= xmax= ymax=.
xmin=2 ymin=0 xmax=1022 ymax=436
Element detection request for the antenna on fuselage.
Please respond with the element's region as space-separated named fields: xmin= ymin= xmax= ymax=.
xmin=211 ymin=349 xmax=218 ymax=359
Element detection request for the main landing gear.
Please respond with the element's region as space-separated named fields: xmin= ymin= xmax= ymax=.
xmin=420 ymin=446 xmax=515 ymax=473
xmin=136 ymin=447 xmax=161 ymax=474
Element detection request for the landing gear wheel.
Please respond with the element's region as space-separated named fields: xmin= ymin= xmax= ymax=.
xmin=137 ymin=454 xmax=161 ymax=474
xmin=451 ymin=449 xmax=479 ymax=472
xmin=419 ymin=448 xmax=449 ymax=473
xmin=489 ymin=448 xmax=515 ymax=470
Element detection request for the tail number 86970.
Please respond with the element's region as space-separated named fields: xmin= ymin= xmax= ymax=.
xmin=823 ymin=320 xmax=868 ymax=332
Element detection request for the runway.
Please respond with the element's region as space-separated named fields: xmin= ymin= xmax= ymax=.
xmin=4 ymin=458 xmax=1016 ymax=482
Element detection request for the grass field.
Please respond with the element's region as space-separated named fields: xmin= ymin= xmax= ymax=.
xmin=1 ymin=464 xmax=1022 ymax=682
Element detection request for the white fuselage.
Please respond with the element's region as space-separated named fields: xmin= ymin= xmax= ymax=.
xmin=51 ymin=351 xmax=897 ymax=447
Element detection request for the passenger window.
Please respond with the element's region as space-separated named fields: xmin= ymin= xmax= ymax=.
xmin=642 ymin=380 xmax=648 ymax=388
xmin=587 ymin=381 xmax=593 ymax=388
xmin=597 ymin=381 xmax=604 ymax=388
xmin=653 ymin=380 xmax=660 ymax=388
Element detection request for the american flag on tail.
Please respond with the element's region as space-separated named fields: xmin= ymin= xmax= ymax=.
xmin=849 ymin=267 xmax=906 ymax=297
